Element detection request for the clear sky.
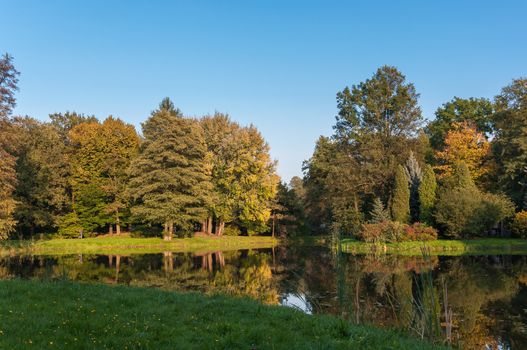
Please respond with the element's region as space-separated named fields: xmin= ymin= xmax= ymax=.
xmin=2 ymin=1 xmax=526 ymax=181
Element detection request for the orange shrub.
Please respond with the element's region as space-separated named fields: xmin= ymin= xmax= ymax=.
xmin=359 ymin=221 xmax=437 ymax=243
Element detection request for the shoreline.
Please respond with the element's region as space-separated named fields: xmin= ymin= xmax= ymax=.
xmin=0 ymin=236 xmax=278 ymax=256
xmin=340 ymin=238 xmax=527 ymax=256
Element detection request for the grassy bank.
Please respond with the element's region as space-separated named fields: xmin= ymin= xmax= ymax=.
xmin=0 ymin=236 xmax=278 ymax=256
xmin=341 ymin=238 xmax=527 ymax=256
xmin=0 ymin=280 xmax=442 ymax=349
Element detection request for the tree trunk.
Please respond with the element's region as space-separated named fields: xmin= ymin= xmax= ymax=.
xmin=168 ymin=222 xmax=174 ymax=240
xmin=163 ymin=222 xmax=168 ymax=240
xmin=272 ymin=213 xmax=276 ymax=238
xmin=207 ymin=217 xmax=213 ymax=235
xmin=202 ymin=219 xmax=207 ymax=233
xmin=109 ymin=224 xmax=113 ymax=235
xmin=215 ymin=221 xmax=220 ymax=236
xmin=217 ymin=221 xmax=225 ymax=236
xmin=116 ymin=209 xmax=121 ymax=235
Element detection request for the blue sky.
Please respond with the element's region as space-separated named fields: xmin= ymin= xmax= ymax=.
xmin=2 ymin=1 xmax=526 ymax=181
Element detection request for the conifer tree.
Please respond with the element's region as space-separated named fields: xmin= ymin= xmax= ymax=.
xmin=405 ymin=151 xmax=422 ymax=222
xmin=127 ymin=99 xmax=212 ymax=239
xmin=418 ymin=164 xmax=437 ymax=225
xmin=369 ymin=197 xmax=390 ymax=223
xmin=391 ymin=165 xmax=410 ymax=223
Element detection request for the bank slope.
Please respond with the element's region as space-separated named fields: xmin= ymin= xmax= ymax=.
xmin=0 ymin=280 xmax=442 ymax=349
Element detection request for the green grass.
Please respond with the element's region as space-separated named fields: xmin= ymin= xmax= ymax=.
xmin=0 ymin=280 xmax=444 ymax=349
xmin=341 ymin=238 xmax=527 ymax=256
xmin=0 ymin=236 xmax=278 ymax=256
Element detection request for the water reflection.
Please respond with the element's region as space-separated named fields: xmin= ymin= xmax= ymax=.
xmin=1 ymin=246 xmax=527 ymax=349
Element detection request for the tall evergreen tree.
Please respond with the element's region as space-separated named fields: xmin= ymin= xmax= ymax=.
xmin=0 ymin=53 xmax=19 ymax=119
xmin=405 ymin=151 xmax=422 ymax=222
xmin=418 ymin=165 xmax=437 ymax=225
xmin=391 ymin=165 xmax=410 ymax=223
xmin=127 ymin=99 xmax=212 ymax=239
xmin=369 ymin=197 xmax=390 ymax=223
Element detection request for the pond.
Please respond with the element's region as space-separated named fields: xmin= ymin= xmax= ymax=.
xmin=1 ymin=244 xmax=526 ymax=349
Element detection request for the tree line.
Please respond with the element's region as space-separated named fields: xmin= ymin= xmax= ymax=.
xmin=301 ymin=65 xmax=527 ymax=240
xmin=0 ymin=54 xmax=279 ymax=239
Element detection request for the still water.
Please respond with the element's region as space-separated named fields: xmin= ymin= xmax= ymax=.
xmin=1 ymin=244 xmax=526 ymax=349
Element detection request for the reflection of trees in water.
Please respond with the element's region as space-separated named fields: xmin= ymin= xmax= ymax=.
xmin=0 ymin=250 xmax=279 ymax=304
xmin=328 ymin=254 xmax=527 ymax=349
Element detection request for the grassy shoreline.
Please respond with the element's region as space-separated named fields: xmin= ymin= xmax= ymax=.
xmin=340 ymin=238 xmax=527 ymax=256
xmin=0 ymin=236 xmax=278 ymax=256
xmin=0 ymin=279 xmax=442 ymax=349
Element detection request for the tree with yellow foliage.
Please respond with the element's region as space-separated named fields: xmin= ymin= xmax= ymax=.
xmin=434 ymin=122 xmax=490 ymax=181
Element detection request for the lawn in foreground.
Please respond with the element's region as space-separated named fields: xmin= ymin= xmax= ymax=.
xmin=341 ymin=238 xmax=527 ymax=256
xmin=0 ymin=280 xmax=443 ymax=350
xmin=0 ymin=235 xmax=278 ymax=256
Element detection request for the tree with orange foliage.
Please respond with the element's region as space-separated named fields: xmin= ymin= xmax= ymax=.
xmin=434 ymin=122 xmax=490 ymax=181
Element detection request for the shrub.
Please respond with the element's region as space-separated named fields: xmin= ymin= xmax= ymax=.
xmin=403 ymin=222 xmax=438 ymax=241
xmin=359 ymin=221 xmax=406 ymax=243
xmin=223 ymin=225 xmax=242 ymax=236
xmin=57 ymin=212 xmax=84 ymax=238
xmin=434 ymin=163 xmax=515 ymax=238
xmin=511 ymin=211 xmax=527 ymax=238
xmin=435 ymin=187 xmax=515 ymax=238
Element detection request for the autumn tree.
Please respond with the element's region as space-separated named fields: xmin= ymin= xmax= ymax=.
xmin=0 ymin=53 xmax=19 ymax=238
xmin=230 ymin=126 xmax=278 ymax=235
xmin=434 ymin=121 xmax=490 ymax=181
xmin=200 ymin=113 xmax=239 ymax=235
xmin=0 ymin=120 xmax=18 ymax=239
xmin=201 ymin=113 xmax=278 ymax=235
xmin=426 ymin=97 xmax=494 ymax=150
xmin=127 ymin=99 xmax=212 ymax=239
xmin=68 ymin=116 xmax=140 ymax=234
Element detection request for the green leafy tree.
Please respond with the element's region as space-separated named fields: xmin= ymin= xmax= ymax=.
xmin=491 ymin=78 xmax=527 ymax=208
xmin=391 ymin=165 xmax=410 ymax=223
xmin=302 ymin=136 xmax=335 ymax=232
xmin=435 ymin=162 xmax=514 ymax=237
xmin=12 ymin=117 xmax=69 ymax=236
xmin=127 ymin=99 xmax=212 ymax=239
xmin=418 ymin=165 xmax=437 ymax=225
xmin=49 ymin=112 xmax=98 ymax=143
